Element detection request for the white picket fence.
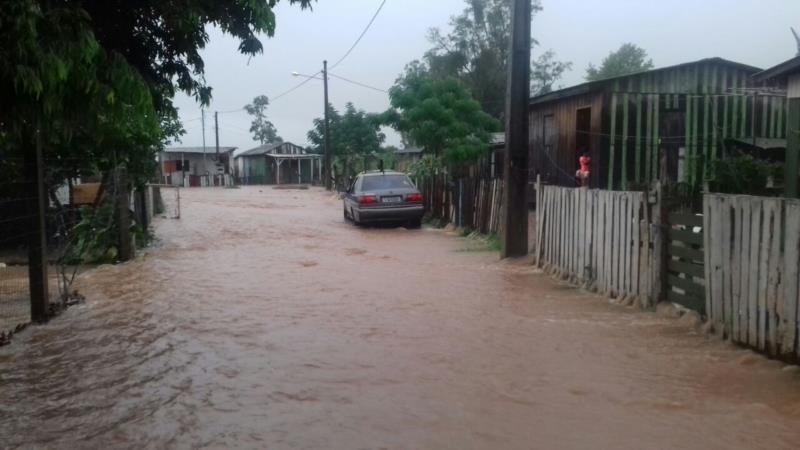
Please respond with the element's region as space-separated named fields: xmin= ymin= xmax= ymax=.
xmin=535 ymin=184 xmax=652 ymax=306
xmin=704 ymin=194 xmax=800 ymax=358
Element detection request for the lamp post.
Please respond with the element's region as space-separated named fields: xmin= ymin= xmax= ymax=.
xmin=293 ymin=63 xmax=332 ymax=190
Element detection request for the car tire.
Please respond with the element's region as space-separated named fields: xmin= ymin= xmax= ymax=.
xmin=407 ymin=218 xmax=422 ymax=229
xmin=343 ymin=207 xmax=351 ymax=223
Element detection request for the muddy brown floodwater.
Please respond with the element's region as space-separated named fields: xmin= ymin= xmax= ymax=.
xmin=2 ymin=187 xmax=800 ymax=449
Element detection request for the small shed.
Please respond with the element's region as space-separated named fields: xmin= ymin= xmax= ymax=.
xmin=393 ymin=147 xmax=424 ymax=172
xmin=529 ymin=57 xmax=788 ymax=190
xmin=235 ymin=142 xmax=322 ymax=185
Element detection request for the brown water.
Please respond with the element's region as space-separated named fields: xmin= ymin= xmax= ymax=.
xmin=2 ymin=186 xmax=800 ymax=449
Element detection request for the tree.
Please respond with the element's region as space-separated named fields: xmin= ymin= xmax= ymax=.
xmin=307 ymin=103 xmax=386 ymax=176
xmin=424 ymin=0 xmax=571 ymax=118
xmin=585 ymin=43 xmax=654 ymax=81
xmin=382 ymin=67 xmax=500 ymax=167
xmin=245 ymin=95 xmax=282 ymax=145
xmin=1 ymin=0 xmax=312 ymax=190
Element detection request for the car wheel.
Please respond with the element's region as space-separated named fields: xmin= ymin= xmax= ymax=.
xmin=343 ymin=206 xmax=351 ymax=223
xmin=407 ymin=218 xmax=422 ymax=229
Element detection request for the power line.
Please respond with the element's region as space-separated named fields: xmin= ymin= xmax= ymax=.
xmin=271 ymin=71 xmax=323 ymax=103
xmin=330 ymin=0 xmax=388 ymax=70
xmin=328 ymin=73 xmax=388 ymax=93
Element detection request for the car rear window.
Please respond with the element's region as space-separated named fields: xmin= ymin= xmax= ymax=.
xmin=361 ymin=175 xmax=414 ymax=191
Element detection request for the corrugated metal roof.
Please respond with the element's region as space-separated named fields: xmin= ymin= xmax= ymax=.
xmin=237 ymin=143 xmax=283 ymax=157
xmin=164 ymin=146 xmax=237 ymax=154
xmin=753 ymin=56 xmax=800 ymax=82
xmin=531 ymin=57 xmax=763 ymax=106
xmin=265 ymin=154 xmax=322 ymax=160
xmin=394 ymin=147 xmax=423 ymax=155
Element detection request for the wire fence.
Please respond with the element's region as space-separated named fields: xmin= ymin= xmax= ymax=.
xmin=1 ymin=157 xmax=180 ymax=344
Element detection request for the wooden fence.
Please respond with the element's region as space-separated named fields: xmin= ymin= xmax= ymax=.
xmin=417 ymin=175 xmax=503 ymax=235
xmin=704 ymin=194 xmax=800 ymax=358
xmin=665 ymin=212 xmax=706 ymax=313
xmin=535 ymin=183 xmax=652 ymax=306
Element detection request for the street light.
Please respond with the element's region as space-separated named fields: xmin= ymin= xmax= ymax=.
xmin=292 ymin=63 xmax=332 ymax=190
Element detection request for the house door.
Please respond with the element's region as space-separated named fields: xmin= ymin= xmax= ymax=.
xmin=660 ymin=102 xmax=686 ymax=183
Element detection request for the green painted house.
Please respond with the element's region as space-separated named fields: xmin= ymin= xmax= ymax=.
xmin=235 ymin=142 xmax=322 ymax=185
xmin=529 ymin=57 xmax=788 ymax=190
xmin=754 ymin=56 xmax=800 ymax=198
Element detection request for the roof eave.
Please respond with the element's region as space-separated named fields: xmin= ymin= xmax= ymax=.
xmin=753 ymin=56 xmax=800 ymax=82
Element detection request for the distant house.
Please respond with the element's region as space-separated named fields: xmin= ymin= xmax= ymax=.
xmin=160 ymin=146 xmax=237 ymax=187
xmin=754 ymin=56 xmax=800 ymax=197
xmin=529 ymin=57 xmax=788 ymax=190
xmin=393 ymin=147 xmax=423 ymax=172
xmin=234 ymin=142 xmax=322 ymax=185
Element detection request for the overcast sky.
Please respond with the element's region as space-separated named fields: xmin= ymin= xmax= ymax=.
xmin=172 ymin=0 xmax=800 ymax=155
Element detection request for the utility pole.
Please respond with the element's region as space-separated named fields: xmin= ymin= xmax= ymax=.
xmin=323 ymin=60 xmax=332 ymax=190
xmin=214 ymin=111 xmax=220 ymax=186
xmin=214 ymin=111 xmax=220 ymax=158
xmin=501 ymin=0 xmax=531 ymax=259
xmin=26 ymin=120 xmax=49 ymax=321
xmin=202 ymin=109 xmax=207 ymax=183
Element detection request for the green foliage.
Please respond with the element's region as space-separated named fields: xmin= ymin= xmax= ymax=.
xmin=64 ymin=204 xmax=119 ymax=264
xmin=307 ymin=103 xmax=386 ymax=176
xmin=245 ymin=95 xmax=282 ymax=144
xmin=1 ymin=0 xmax=309 ymax=193
xmin=424 ymin=0 xmax=571 ymax=118
xmin=586 ymin=43 xmax=654 ymax=81
xmin=408 ymin=154 xmax=444 ymax=178
xmin=710 ymin=154 xmax=783 ymax=196
xmin=0 ymin=0 xmax=165 ymax=191
xmin=383 ymin=68 xmax=500 ymax=166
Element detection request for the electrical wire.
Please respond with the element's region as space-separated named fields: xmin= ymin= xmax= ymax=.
xmin=330 ymin=0 xmax=388 ymax=70
xmin=270 ymin=71 xmax=323 ymax=103
xmin=328 ymin=73 xmax=388 ymax=93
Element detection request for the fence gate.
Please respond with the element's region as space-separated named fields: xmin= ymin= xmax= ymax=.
xmin=666 ymin=211 xmax=705 ymax=313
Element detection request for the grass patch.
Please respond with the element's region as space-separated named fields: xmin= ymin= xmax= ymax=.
xmin=455 ymin=232 xmax=501 ymax=253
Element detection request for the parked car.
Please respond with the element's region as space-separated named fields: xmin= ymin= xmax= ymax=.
xmin=343 ymin=171 xmax=424 ymax=228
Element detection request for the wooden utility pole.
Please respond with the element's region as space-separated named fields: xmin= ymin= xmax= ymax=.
xmin=323 ymin=60 xmax=332 ymax=190
xmin=214 ymin=111 xmax=220 ymax=158
xmin=501 ymin=0 xmax=531 ymax=258
xmin=115 ymin=168 xmax=133 ymax=262
xmin=26 ymin=121 xmax=49 ymax=322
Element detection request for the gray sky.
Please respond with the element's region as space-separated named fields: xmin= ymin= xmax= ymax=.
xmin=172 ymin=0 xmax=800 ymax=155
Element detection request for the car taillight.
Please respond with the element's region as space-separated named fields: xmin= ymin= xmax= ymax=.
xmin=358 ymin=195 xmax=378 ymax=204
xmin=406 ymin=193 xmax=423 ymax=202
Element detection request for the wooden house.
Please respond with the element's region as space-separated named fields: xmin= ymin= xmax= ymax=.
xmin=754 ymin=56 xmax=800 ymax=198
xmin=529 ymin=57 xmax=788 ymax=190
xmin=160 ymin=146 xmax=237 ymax=187
xmin=235 ymin=142 xmax=322 ymax=185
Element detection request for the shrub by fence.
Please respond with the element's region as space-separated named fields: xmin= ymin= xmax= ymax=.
xmin=534 ymin=183 xmax=652 ymax=306
xmin=704 ymin=194 xmax=800 ymax=359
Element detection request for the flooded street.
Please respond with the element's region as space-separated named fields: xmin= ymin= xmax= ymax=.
xmin=2 ymin=186 xmax=800 ymax=449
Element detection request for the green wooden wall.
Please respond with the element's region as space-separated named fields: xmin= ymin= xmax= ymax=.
xmin=605 ymin=61 xmax=788 ymax=190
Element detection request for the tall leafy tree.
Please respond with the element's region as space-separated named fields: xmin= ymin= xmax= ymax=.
xmin=245 ymin=95 xmax=282 ymax=144
xmin=307 ymin=103 xmax=386 ymax=176
xmin=424 ymin=0 xmax=571 ymax=118
xmin=585 ymin=43 xmax=654 ymax=81
xmin=1 ymin=0 xmax=312 ymax=190
xmin=382 ymin=66 xmax=500 ymax=167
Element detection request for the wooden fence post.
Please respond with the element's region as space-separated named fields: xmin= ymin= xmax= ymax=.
xmin=650 ymin=154 xmax=669 ymax=305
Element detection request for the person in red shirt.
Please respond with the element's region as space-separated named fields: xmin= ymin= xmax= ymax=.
xmin=576 ymin=150 xmax=591 ymax=187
